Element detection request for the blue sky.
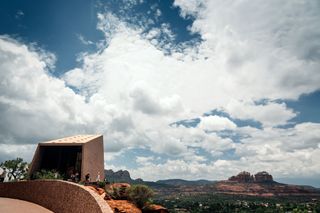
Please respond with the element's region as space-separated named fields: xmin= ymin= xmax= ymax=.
xmin=0 ymin=0 xmax=320 ymax=186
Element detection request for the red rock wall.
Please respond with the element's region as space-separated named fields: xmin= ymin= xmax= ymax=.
xmin=0 ymin=180 xmax=112 ymax=213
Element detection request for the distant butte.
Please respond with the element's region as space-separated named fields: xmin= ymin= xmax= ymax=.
xmin=228 ymin=171 xmax=274 ymax=183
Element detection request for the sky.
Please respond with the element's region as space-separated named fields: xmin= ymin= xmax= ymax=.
xmin=0 ymin=0 xmax=320 ymax=187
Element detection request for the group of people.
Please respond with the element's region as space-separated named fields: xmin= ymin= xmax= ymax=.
xmin=84 ymin=172 xmax=101 ymax=184
xmin=66 ymin=167 xmax=101 ymax=184
xmin=66 ymin=166 xmax=80 ymax=182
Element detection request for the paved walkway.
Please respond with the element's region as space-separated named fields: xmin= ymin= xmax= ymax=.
xmin=0 ymin=197 xmax=53 ymax=213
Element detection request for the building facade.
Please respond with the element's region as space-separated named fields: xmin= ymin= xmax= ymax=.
xmin=29 ymin=135 xmax=104 ymax=181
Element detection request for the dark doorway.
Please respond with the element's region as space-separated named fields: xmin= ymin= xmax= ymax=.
xmin=39 ymin=146 xmax=82 ymax=178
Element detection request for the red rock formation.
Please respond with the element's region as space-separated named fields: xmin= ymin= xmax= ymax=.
xmin=254 ymin=171 xmax=273 ymax=182
xmin=228 ymin=171 xmax=254 ymax=183
xmin=228 ymin=171 xmax=274 ymax=183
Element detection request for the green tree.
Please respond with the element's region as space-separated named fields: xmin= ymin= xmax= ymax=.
xmin=127 ymin=184 xmax=154 ymax=208
xmin=0 ymin=158 xmax=28 ymax=181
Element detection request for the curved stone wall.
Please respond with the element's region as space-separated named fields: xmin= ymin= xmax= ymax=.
xmin=0 ymin=180 xmax=113 ymax=213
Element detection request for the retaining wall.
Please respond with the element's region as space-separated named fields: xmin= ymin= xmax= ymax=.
xmin=0 ymin=180 xmax=113 ymax=213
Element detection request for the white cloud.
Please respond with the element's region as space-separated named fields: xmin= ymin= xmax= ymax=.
xmin=0 ymin=144 xmax=36 ymax=163
xmin=145 ymin=130 xmax=188 ymax=157
xmin=174 ymin=0 xmax=320 ymax=100
xmin=136 ymin=156 xmax=154 ymax=166
xmin=130 ymin=159 xmax=214 ymax=181
xmin=201 ymin=133 xmax=235 ymax=156
xmin=236 ymin=122 xmax=320 ymax=153
xmin=129 ymin=84 xmax=184 ymax=116
xmin=224 ymin=100 xmax=297 ymax=127
xmin=198 ymin=115 xmax=236 ymax=131
xmin=0 ymin=36 xmax=112 ymax=145
xmin=173 ymin=0 xmax=203 ymax=18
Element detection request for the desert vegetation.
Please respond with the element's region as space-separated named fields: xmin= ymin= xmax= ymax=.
xmin=105 ymin=182 xmax=156 ymax=209
xmin=127 ymin=184 xmax=154 ymax=208
xmin=0 ymin=158 xmax=28 ymax=181
xmin=33 ymin=169 xmax=63 ymax=180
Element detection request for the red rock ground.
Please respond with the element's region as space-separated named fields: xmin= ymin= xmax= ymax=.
xmin=107 ymin=200 xmax=142 ymax=213
xmin=85 ymin=184 xmax=168 ymax=213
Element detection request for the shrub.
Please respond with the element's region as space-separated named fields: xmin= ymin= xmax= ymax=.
xmin=33 ymin=169 xmax=63 ymax=180
xmin=106 ymin=183 xmax=129 ymax=199
xmin=97 ymin=181 xmax=106 ymax=188
xmin=127 ymin=184 xmax=154 ymax=208
xmin=108 ymin=186 xmax=122 ymax=199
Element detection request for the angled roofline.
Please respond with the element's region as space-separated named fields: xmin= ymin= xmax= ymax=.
xmin=39 ymin=135 xmax=103 ymax=146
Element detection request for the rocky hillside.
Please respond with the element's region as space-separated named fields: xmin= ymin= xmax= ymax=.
xmin=105 ymin=170 xmax=320 ymax=198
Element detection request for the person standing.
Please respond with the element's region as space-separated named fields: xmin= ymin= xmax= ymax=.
xmin=85 ymin=173 xmax=91 ymax=182
xmin=96 ymin=172 xmax=101 ymax=182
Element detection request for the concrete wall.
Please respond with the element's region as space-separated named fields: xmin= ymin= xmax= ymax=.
xmin=0 ymin=180 xmax=112 ymax=213
xmin=82 ymin=136 xmax=104 ymax=181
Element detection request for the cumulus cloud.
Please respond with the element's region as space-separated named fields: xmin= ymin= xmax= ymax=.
xmin=130 ymin=84 xmax=183 ymax=116
xmin=198 ymin=115 xmax=236 ymax=131
xmin=0 ymin=36 xmax=114 ymax=151
xmin=136 ymin=156 xmax=154 ymax=166
xmin=224 ymin=100 xmax=297 ymax=127
xmin=175 ymin=0 xmax=320 ymax=100
xmin=201 ymin=133 xmax=235 ymax=156
xmin=236 ymin=122 xmax=320 ymax=153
